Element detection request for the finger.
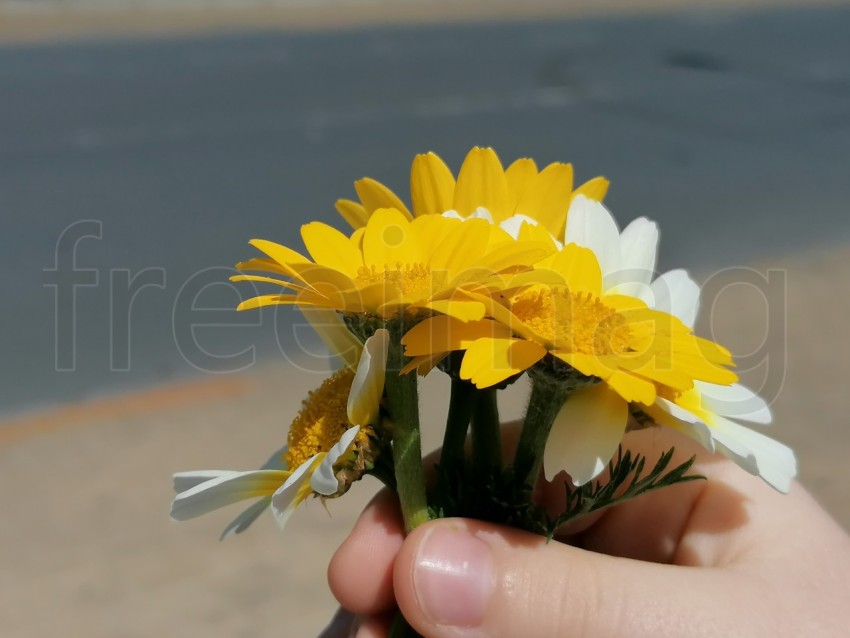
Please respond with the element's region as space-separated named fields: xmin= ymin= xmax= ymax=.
xmin=328 ymin=489 xmax=405 ymax=615
xmin=567 ymin=427 xmax=805 ymax=566
xmin=392 ymin=518 xmax=754 ymax=638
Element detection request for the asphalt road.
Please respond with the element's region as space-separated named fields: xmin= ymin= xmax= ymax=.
xmin=2 ymin=4 xmax=849 ymax=415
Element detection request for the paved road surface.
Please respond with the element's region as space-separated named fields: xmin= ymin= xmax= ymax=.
xmin=2 ymin=4 xmax=849 ymax=415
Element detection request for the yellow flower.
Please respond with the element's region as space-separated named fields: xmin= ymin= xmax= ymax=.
xmin=170 ymin=329 xmax=388 ymax=538
xmin=232 ymin=207 xmax=551 ymax=322
xmin=402 ymin=243 xmax=737 ymax=405
xmin=335 ymin=147 xmax=609 ymax=240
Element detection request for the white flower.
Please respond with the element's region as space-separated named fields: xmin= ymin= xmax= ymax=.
xmin=170 ymin=329 xmax=389 ymax=537
xmin=547 ymin=196 xmax=796 ymax=492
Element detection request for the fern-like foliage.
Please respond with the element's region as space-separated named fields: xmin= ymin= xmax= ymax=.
xmin=547 ymin=446 xmax=703 ymax=538
xmin=428 ymin=445 xmax=704 ymax=539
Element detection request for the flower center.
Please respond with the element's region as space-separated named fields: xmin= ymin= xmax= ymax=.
xmin=510 ymin=286 xmax=633 ymax=354
xmin=285 ymin=368 xmax=369 ymax=469
xmin=355 ymin=263 xmax=443 ymax=298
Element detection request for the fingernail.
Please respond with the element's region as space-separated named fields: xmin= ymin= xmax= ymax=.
xmin=413 ymin=525 xmax=495 ymax=628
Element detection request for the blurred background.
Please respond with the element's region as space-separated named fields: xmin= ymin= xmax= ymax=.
xmin=1 ymin=0 xmax=849 ymax=635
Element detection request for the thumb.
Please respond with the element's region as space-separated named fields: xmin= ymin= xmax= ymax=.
xmin=392 ymin=518 xmax=753 ymax=638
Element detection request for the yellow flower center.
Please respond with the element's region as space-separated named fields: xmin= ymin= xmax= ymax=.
xmin=510 ymin=286 xmax=633 ymax=354
xmin=355 ymin=263 xmax=445 ymax=298
xmin=285 ymin=368 xmax=369 ymax=469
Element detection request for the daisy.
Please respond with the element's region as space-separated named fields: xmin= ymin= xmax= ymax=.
xmin=552 ymin=196 xmax=796 ymax=491
xmin=232 ymin=207 xmax=551 ymax=323
xmin=402 ymin=243 xmax=737 ymax=403
xmin=335 ymin=147 xmax=609 ymax=241
xmin=170 ymin=328 xmax=388 ymax=538
xmin=563 ymin=194 xmax=698 ymax=322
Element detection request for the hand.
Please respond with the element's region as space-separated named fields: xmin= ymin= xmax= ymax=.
xmin=326 ymin=426 xmax=850 ymax=638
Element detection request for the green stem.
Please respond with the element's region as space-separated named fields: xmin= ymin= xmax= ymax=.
xmin=388 ymin=610 xmax=422 ymax=638
xmin=513 ymin=375 xmax=570 ymax=494
xmin=471 ymin=387 xmax=501 ymax=477
xmin=384 ymin=325 xmax=430 ymax=533
xmin=441 ymin=378 xmax=477 ymax=479
xmin=368 ymin=452 xmax=397 ymax=491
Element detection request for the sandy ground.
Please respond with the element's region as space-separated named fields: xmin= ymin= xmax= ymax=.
xmin=1 ymin=239 xmax=848 ymax=637
xmin=0 ymin=0 xmax=849 ymax=43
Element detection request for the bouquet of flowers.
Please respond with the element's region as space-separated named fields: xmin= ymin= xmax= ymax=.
xmin=171 ymin=147 xmax=796 ymax=636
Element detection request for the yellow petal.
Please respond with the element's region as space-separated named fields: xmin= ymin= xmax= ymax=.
xmin=449 ymin=239 xmax=554 ymax=287
xmin=400 ymin=353 xmax=445 ymax=376
xmin=553 ymin=352 xmax=616 ymax=380
xmin=550 ymin=243 xmax=602 ymax=294
xmin=284 ymin=261 xmax=357 ymax=293
xmin=573 ymin=176 xmax=609 ymax=202
xmin=423 ymin=299 xmax=486 ymax=322
xmin=249 ymin=239 xmax=310 ymax=267
xmin=610 ymin=356 xmax=692 ymax=392
xmin=504 ymin=157 xmax=538 ymax=212
xmin=336 ymin=281 xmax=392 ymax=314
xmin=606 ymin=370 xmax=656 ymax=404
xmin=514 ymin=162 xmax=574 ymax=238
xmin=236 ymin=294 xmax=325 ymax=311
xmin=362 ymin=208 xmax=424 ymax=268
xmin=410 ymin=212 xmax=454 ymax=252
xmin=301 ymin=222 xmax=364 ymax=278
xmin=460 ymin=337 xmax=546 ymax=388
xmin=414 ymin=353 xmax=445 ymax=376
xmin=402 ymin=316 xmax=513 ymax=356
xmin=453 ymin=147 xmax=510 ymax=220
xmin=515 ymin=218 xmax=553 ymax=244
xmin=410 ymin=152 xmax=456 ymax=217
xmin=335 ymin=199 xmax=369 ymax=230
xmin=235 ymin=257 xmax=293 ymax=277
xmin=300 ymin=308 xmax=363 ymax=370
xmin=429 ymin=217 xmax=490 ymax=276
xmin=229 ymin=274 xmax=311 ymax=293
xmin=456 ymin=289 xmax=541 ymax=343
xmin=602 ymin=294 xmax=648 ymax=312
xmin=354 ymin=178 xmax=412 ymax=220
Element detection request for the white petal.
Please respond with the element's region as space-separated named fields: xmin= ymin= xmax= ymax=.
xmin=499 ymin=214 xmax=539 ymax=239
xmin=643 ymin=269 xmax=700 ymax=327
xmin=544 ymin=384 xmax=628 ymax=485
xmin=708 ymin=415 xmax=797 ymax=493
xmin=347 ymin=328 xmax=388 ymax=426
xmin=219 ymin=496 xmax=272 ymax=540
xmin=695 ymin=382 xmax=772 ymax=425
xmin=173 ymin=470 xmax=240 ymax=494
xmin=608 ymin=217 xmax=659 ymax=297
xmin=468 ymin=207 xmax=495 ymax=223
xmin=652 ymin=397 xmax=716 ymax=452
xmin=300 ymin=308 xmax=363 ymax=371
xmin=563 ymin=195 xmax=621 ymax=278
xmin=441 ymin=208 xmax=494 ymax=223
xmin=310 ymin=426 xmax=360 ymax=495
xmin=499 ymin=214 xmax=563 ymax=249
xmin=270 ymin=454 xmax=319 ymax=529
xmin=170 ymin=469 xmax=289 ymax=521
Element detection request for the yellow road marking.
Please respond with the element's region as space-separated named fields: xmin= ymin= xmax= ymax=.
xmin=1 ymin=0 xmax=848 ymax=45
xmin=0 ymin=375 xmax=251 ymax=446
